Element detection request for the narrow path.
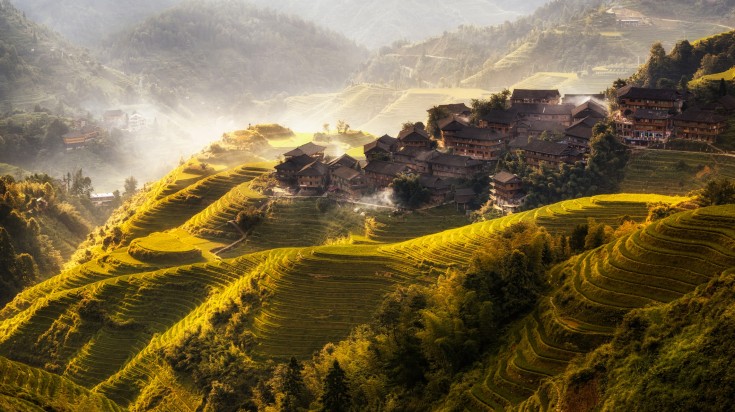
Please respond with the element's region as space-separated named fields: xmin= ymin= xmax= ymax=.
xmin=213 ymin=220 xmax=247 ymax=256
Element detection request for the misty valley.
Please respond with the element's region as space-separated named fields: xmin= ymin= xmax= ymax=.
xmin=1 ymin=0 xmax=735 ymax=411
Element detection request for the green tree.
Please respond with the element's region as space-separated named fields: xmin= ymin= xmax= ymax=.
xmin=282 ymin=357 xmax=308 ymax=412
xmin=123 ymin=176 xmax=138 ymax=198
xmin=695 ymin=178 xmax=735 ymax=206
xmin=69 ymin=169 xmax=93 ymax=197
xmin=321 ymin=360 xmax=351 ymax=412
xmin=426 ymin=105 xmax=450 ymax=139
xmin=390 ymin=173 xmax=430 ymax=209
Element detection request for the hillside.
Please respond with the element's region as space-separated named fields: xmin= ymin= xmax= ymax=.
xmin=10 ymin=0 xmax=182 ymax=48
xmin=0 ymin=137 xmax=695 ymax=410
xmin=350 ymin=0 xmax=729 ymax=93
xmin=0 ymin=0 xmax=135 ymax=111
xmin=246 ymin=0 xmax=546 ymax=50
xmin=101 ymin=0 xmax=368 ymax=112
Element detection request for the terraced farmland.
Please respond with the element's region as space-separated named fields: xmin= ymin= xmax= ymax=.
xmin=620 ymin=150 xmax=735 ymax=195
xmin=0 ymin=149 xmax=709 ymax=411
xmin=467 ymin=204 xmax=735 ymax=411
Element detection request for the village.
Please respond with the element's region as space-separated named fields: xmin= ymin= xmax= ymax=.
xmin=60 ymin=109 xmax=149 ymax=150
xmin=273 ymin=85 xmax=731 ymax=214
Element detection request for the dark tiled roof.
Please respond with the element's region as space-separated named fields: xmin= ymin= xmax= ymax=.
xmin=523 ymin=139 xmax=577 ymax=156
xmin=418 ymin=174 xmax=450 ymax=190
xmin=398 ymin=126 xmax=431 ymax=142
xmin=480 ymin=109 xmax=518 ymax=124
xmin=674 ymin=109 xmax=726 ymax=124
xmin=394 ymin=147 xmax=430 ymax=160
xmin=519 ymin=120 xmax=567 ymax=133
xmin=364 ymin=140 xmax=391 ymax=153
xmin=296 ymin=161 xmax=329 ymax=176
xmin=438 ymin=115 xmax=469 ymax=131
xmin=284 ymin=142 xmax=327 ymax=157
xmin=617 ymin=86 xmax=680 ymax=101
xmin=451 ymin=125 xmax=506 ymax=141
xmin=275 ymin=154 xmax=314 ymax=172
xmin=377 ymin=134 xmax=398 ymax=146
xmin=513 ymin=103 xmax=575 ymax=116
xmin=633 ymin=109 xmax=671 ymax=120
xmin=511 ymin=89 xmax=561 ymax=100
xmin=332 ymin=166 xmax=362 ymax=181
xmin=328 ymin=154 xmax=359 ymax=169
xmin=454 ymin=187 xmax=476 ymax=203
xmin=434 ymin=103 xmax=471 ymax=115
xmin=565 ymin=122 xmax=594 ymax=140
xmin=572 ymin=100 xmax=608 ymax=118
xmin=492 ymin=171 xmax=521 ymax=184
xmin=571 ymin=116 xmax=601 ymax=128
xmin=428 ymin=153 xmax=484 ymax=168
xmin=364 ymin=161 xmax=409 ymax=176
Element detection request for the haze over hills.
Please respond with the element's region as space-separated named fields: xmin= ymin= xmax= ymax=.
xmin=245 ymin=0 xmax=547 ymax=49
xmin=0 ymin=0 xmax=134 ymax=111
xmin=100 ymin=0 xmax=368 ymax=114
xmin=10 ymin=0 xmax=183 ymax=48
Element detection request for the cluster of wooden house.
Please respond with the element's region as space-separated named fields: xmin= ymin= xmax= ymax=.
xmin=274 ymin=85 xmax=732 ymax=213
xmin=612 ymin=85 xmax=730 ymax=145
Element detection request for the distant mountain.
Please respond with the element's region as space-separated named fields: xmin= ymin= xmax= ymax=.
xmin=246 ymin=0 xmax=547 ymax=49
xmin=350 ymin=0 xmax=732 ymax=91
xmin=0 ymin=0 xmax=134 ymax=111
xmin=101 ymin=0 xmax=369 ymax=112
xmin=10 ymin=0 xmax=183 ymax=47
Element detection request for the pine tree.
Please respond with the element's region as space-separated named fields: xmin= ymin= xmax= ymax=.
xmin=282 ymin=357 xmax=307 ymax=412
xmin=320 ymin=360 xmax=350 ymax=412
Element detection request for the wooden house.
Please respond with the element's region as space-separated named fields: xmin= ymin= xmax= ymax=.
xmin=520 ymin=139 xmax=582 ymax=168
xmin=426 ymin=153 xmax=485 ymax=179
xmin=572 ymin=100 xmax=608 ymax=121
xmin=513 ymin=103 xmax=575 ymax=126
xmin=673 ymin=109 xmax=727 ymax=143
xmin=397 ymin=125 xmax=432 ymax=149
xmin=284 ymin=142 xmax=327 ymax=160
xmin=275 ymin=154 xmax=315 ymax=182
xmin=296 ymin=161 xmax=330 ymax=193
xmin=616 ymin=86 xmax=683 ymax=115
xmin=327 ymin=154 xmax=360 ymax=171
xmin=627 ymin=109 xmax=671 ymax=145
xmin=477 ymin=109 xmax=518 ymax=134
xmin=364 ymin=161 xmax=410 ymax=189
xmin=564 ymin=117 xmax=599 ymax=153
xmin=491 ymin=171 xmax=525 ymax=214
xmin=514 ymin=120 xmax=567 ymax=141
xmin=510 ymin=89 xmax=561 ymax=105
xmin=62 ymin=125 xmax=100 ymax=150
xmin=331 ymin=166 xmax=366 ymax=197
xmin=419 ymin=175 xmax=452 ymax=204
xmin=363 ymin=134 xmax=398 ymax=161
xmin=439 ymin=116 xmax=505 ymax=161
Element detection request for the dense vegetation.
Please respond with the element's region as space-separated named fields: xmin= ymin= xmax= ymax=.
xmin=500 ymin=122 xmax=630 ymax=210
xmin=101 ymin=0 xmax=368 ymax=110
xmin=631 ymin=30 xmax=735 ymax=100
xmin=0 ymin=173 xmax=102 ymax=305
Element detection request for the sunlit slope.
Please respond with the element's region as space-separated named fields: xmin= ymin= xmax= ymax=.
xmin=621 ymin=150 xmax=735 ymax=195
xmin=0 ymin=177 xmax=685 ymax=409
xmin=0 ymin=355 xmax=122 ymax=412
xmin=467 ymin=204 xmax=735 ymax=411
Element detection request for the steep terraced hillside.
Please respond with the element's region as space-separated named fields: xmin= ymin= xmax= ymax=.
xmin=0 ymin=167 xmax=682 ymax=410
xmin=466 ymin=204 xmax=735 ymax=411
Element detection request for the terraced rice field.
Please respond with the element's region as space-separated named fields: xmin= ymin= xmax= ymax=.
xmin=122 ymin=164 xmax=272 ymax=241
xmin=620 ymin=150 xmax=735 ymax=195
xmin=0 ymin=149 xmax=707 ymax=411
xmin=467 ymin=204 xmax=735 ymax=411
